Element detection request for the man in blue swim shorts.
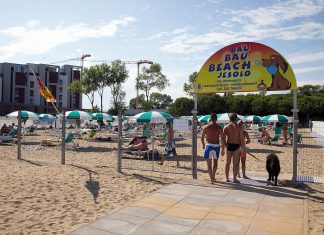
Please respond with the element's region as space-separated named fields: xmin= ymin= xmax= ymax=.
xmin=201 ymin=113 xmax=226 ymax=184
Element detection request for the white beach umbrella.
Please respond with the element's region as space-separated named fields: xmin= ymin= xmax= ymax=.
xmin=6 ymin=110 xmax=40 ymax=120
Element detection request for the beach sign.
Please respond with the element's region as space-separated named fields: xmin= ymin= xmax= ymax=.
xmin=194 ymin=42 xmax=297 ymax=94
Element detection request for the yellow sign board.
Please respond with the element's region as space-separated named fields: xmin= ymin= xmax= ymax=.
xmin=194 ymin=42 xmax=297 ymax=94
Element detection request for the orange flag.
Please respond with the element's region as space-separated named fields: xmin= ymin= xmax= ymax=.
xmin=36 ymin=76 xmax=56 ymax=103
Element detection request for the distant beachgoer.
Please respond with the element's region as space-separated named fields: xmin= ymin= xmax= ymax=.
xmin=224 ymin=113 xmax=246 ymax=183
xmin=237 ymin=120 xmax=251 ymax=179
xmin=201 ymin=113 xmax=225 ymax=183
xmin=159 ymin=122 xmax=179 ymax=166
xmin=0 ymin=124 xmax=10 ymax=135
xmin=309 ymin=120 xmax=313 ymax=132
xmin=282 ymin=123 xmax=288 ymax=145
xmin=258 ymin=128 xmax=271 ymax=145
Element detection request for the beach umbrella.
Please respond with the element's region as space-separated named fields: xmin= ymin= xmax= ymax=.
xmin=93 ymin=113 xmax=115 ymax=121
xmin=245 ymin=115 xmax=262 ymax=123
xmin=65 ymin=110 xmax=94 ymax=120
xmin=217 ymin=113 xmax=246 ymax=123
xmin=198 ymin=115 xmax=211 ymax=123
xmin=6 ymin=110 xmax=40 ymax=120
xmin=262 ymin=114 xmax=291 ymax=123
xmin=39 ymin=114 xmax=55 ymax=119
xmin=131 ymin=111 xmax=173 ymax=123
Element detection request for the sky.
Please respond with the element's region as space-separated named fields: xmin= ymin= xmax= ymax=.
xmin=0 ymin=0 xmax=323 ymax=110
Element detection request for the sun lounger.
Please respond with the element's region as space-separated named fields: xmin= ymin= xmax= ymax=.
xmin=0 ymin=135 xmax=14 ymax=144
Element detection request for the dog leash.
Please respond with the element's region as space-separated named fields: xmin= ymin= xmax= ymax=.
xmin=246 ymin=151 xmax=261 ymax=162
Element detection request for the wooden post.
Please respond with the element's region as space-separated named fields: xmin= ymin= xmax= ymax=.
xmin=61 ymin=110 xmax=66 ymax=165
xmin=17 ymin=110 xmax=22 ymax=160
xmin=117 ymin=110 xmax=122 ymax=172
xmin=292 ymin=90 xmax=299 ymax=182
xmin=192 ymin=95 xmax=198 ymax=179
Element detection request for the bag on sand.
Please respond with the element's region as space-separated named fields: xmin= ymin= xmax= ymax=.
xmin=143 ymin=150 xmax=160 ymax=160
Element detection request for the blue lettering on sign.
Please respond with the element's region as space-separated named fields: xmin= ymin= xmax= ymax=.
xmin=209 ymin=64 xmax=215 ymax=72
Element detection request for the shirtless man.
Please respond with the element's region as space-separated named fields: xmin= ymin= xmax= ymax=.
xmin=223 ymin=113 xmax=246 ymax=183
xmin=237 ymin=120 xmax=251 ymax=179
xmin=201 ymin=113 xmax=226 ymax=183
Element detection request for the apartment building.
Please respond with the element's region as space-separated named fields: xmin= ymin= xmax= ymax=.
xmin=0 ymin=62 xmax=82 ymax=115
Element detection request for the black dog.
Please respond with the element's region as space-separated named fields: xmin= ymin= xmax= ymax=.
xmin=266 ymin=154 xmax=281 ymax=186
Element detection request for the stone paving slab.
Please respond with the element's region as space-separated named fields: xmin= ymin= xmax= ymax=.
xmin=68 ymin=178 xmax=308 ymax=235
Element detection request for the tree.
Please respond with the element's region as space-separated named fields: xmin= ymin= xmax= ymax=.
xmin=137 ymin=63 xmax=169 ymax=101
xmin=183 ymin=71 xmax=198 ymax=97
xmin=129 ymin=94 xmax=145 ymax=109
xmin=150 ymin=93 xmax=173 ymax=109
xmin=68 ymin=67 xmax=97 ymax=110
xmin=141 ymin=100 xmax=154 ymax=111
xmin=168 ymin=97 xmax=194 ymax=116
xmin=298 ymin=85 xmax=322 ymax=96
xmin=298 ymin=95 xmax=324 ymax=122
xmin=106 ymin=60 xmax=128 ymax=111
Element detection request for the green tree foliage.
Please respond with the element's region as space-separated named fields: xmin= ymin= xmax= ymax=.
xmin=137 ymin=63 xmax=169 ymax=101
xmin=129 ymin=94 xmax=145 ymax=109
xmin=150 ymin=93 xmax=173 ymax=109
xmin=168 ymin=97 xmax=194 ymax=116
xmin=68 ymin=67 xmax=97 ymax=110
xmin=198 ymin=94 xmax=225 ymax=114
xmin=183 ymin=71 xmax=198 ymax=97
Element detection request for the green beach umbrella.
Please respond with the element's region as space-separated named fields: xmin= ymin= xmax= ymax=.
xmin=246 ymin=115 xmax=262 ymax=123
xmin=131 ymin=111 xmax=173 ymax=123
xmin=93 ymin=113 xmax=115 ymax=121
xmin=262 ymin=114 xmax=291 ymax=123
xmin=198 ymin=115 xmax=211 ymax=123
xmin=65 ymin=110 xmax=94 ymax=120
xmin=39 ymin=114 xmax=55 ymax=119
xmin=6 ymin=110 xmax=40 ymax=120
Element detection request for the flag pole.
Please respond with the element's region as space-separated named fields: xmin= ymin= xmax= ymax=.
xmin=28 ymin=68 xmax=61 ymax=116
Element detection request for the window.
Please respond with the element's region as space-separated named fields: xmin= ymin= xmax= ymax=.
xmin=30 ymin=81 xmax=34 ymax=88
xmin=58 ymin=102 xmax=62 ymax=107
xmin=29 ymin=98 xmax=34 ymax=104
xmin=59 ymin=87 xmax=63 ymax=93
xmin=29 ymin=90 xmax=34 ymax=97
xmin=59 ymin=79 xmax=63 ymax=85
xmin=58 ymin=95 xmax=62 ymax=101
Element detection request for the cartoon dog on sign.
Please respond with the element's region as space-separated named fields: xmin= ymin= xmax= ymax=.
xmin=262 ymin=55 xmax=291 ymax=91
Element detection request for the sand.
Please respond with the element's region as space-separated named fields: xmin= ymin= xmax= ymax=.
xmin=0 ymin=126 xmax=323 ymax=234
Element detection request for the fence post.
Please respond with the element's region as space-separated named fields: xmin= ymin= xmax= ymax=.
xmin=192 ymin=95 xmax=198 ymax=179
xmin=117 ymin=110 xmax=122 ymax=172
xmin=292 ymin=90 xmax=298 ymax=182
xmin=61 ymin=110 xmax=65 ymax=165
xmin=17 ymin=110 xmax=22 ymax=160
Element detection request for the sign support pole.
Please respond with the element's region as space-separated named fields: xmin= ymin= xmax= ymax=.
xmin=61 ymin=110 xmax=66 ymax=165
xmin=17 ymin=110 xmax=22 ymax=160
xmin=117 ymin=110 xmax=122 ymax=173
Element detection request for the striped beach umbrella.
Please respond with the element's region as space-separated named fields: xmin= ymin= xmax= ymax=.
xmin=198 ymin=115 xmax=211 ymax=123
xmin=131 ymin=111 xmax=173 ymax=123
xmin=65 ymin=110 xmax=94 ymax=120
xmin=93 ymin=113 xmax=115 ymax=121
xmin=217 ymin=113 xmax=246 ymax=123
xmin=6 ymin=110 xmax=40 ymax=120
xmin=245 ymin=115 xmax=262 ymax=123
xmin=262 ymin=114 xmax=291 ymax=123
xmin=39 ymin=114 xmax=56 ymax=119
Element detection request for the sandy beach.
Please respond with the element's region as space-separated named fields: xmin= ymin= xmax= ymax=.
xmin=0 ymin=127 xmax=323 ymax=234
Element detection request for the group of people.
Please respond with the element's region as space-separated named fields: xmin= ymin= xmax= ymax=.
xmin=0 ymin=123 xmax=15 ymax=135
xmin=124 ymin=122 xmax=178 ymax=166
xmin=201 ymin=113 xmax=250 ymax=184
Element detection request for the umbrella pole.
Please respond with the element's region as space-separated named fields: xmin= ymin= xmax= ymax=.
xmin=152 ymin=124 xmax=155 ymax=171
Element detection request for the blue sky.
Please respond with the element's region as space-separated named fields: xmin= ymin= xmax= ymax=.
xmin=0 ymin=0 xmax=323 ymax=110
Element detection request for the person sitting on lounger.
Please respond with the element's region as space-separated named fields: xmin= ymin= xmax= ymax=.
xmin=258 ymin=128 xmax=271 ymax=144
xmin=0 ymin=124 xmax=10 ymax=135
xmin=126 ymin=137 xmax=149 ymax=151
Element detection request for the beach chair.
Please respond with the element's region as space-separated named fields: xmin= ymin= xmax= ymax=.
xmin=8 ymin=129 xmax=18 ymax=138
xmin=274 ymin=127 xmax=282 ymax=135
xmin=297 ymin=134 xmax=303 ymax=144
xmin=0 ymin=135 xmax=14 ymax=144
xmin=88 ymin=129 xmax=97 ymax=138
xmin=25 ymin=126 xmax=36 ymax=135
xmin=270 ymin=135 xmax=280 ymax=144
xmin=142 ymin=125 xmax=151 ymax=139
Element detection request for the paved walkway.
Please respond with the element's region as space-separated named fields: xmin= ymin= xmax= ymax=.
xmin=69 ymin=178 xmax=308 ymax=235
